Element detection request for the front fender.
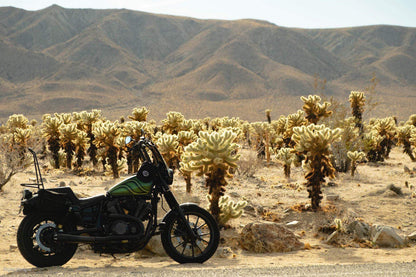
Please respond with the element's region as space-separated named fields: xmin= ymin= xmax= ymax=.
xmin=160 ymin=203 xmax=199 ymax=229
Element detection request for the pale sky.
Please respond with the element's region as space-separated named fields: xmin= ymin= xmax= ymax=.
xmin=0 ymin=0 xmax=415 ymax=29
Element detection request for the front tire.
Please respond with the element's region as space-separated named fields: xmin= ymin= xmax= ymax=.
xmin=161 ymin=205 xmax=220 ymax=263
xmin=17 ymin=213 xmax=78 ymax=267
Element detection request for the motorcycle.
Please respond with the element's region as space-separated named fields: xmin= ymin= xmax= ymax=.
xmin=17 ymin=135 xmax=220 ymax=267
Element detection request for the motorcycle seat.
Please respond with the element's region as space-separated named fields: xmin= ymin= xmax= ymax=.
xmin=46 ymin=187 xmax=105 ymax=207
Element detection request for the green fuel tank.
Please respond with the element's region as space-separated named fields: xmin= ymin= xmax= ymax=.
xmin=107 ymin=176 xmax=153 ymax=196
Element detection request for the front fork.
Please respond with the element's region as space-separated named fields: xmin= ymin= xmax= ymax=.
xmin=163 ymin=188 xmax=198 ymax=242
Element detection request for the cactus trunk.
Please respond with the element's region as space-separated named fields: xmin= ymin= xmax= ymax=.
xmin=48 ymin=138 xmax=60 ymax=169
xmin=206 ymin=167 xmax=227 ymax=223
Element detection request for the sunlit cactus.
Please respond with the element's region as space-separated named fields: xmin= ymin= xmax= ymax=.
xmin=122 ymin=121 xmax=150 ymax=173
xmin=59 ymin=123 xmax=79 ymax=169
xmin=79 ymin=110 xmax=103 ymax=166
xmin=282 ymin=110 xmax=307 ymax=147
xmin=93 ymin=120 xmax=121 ymax=178
xmin=397 ymin=125 xmax=416 ymax=161
xmin=347 ymin=151 xmax=365 ymax=176
xmin=207 ymin=194 xmax=247 ymax=226
xmin=292 ymin=124 xmax=341 ymax=211
xmin=6 ymin=114 xmax=29 ymax=132
xmin=301 ymin=95 xmax=332 ymax=124
xmin=156 ymin=134 xmax=180 ymax=170
xmin=42 ymin=115 xmax=62 ymax=169
xmin=181 ymin=130 xmax=240 ymax=222
xmin=162 ymin=111 xmax=185 ymax=134
xmin=276 ymin=147 xmax=295 ymax=178
xmin=73 ymin=130 xmax=89 ymax=168
xmin=177 ymin=131 xmax=198 ymax=193
xmin=128 ymin=106 xmax=149 ymax=122
xmin=179 ymin=119 xmax=194 ymax=132
xmin=405 ymin=114 xmax=416 ymax=127
xmin=54 ymin=113 xmax=72 ymax=124
xmin=349 ymin=91 xmax=365 ymax=134
xmin=372 ymin=117 xmax=397 ymax=160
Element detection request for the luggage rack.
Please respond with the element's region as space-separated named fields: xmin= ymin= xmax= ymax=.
xmin=20 ymin=148 xmax=44 ymax=190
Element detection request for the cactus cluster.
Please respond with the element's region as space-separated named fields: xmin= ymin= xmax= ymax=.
xmin=208 ymin=195 xmax=247 ymax=226
xmin=301 ymin=95 xmax=332 ymax=124
xmin=292 ymin=124 xmax=341 ymax=210
xmin=181 ymin=130 xmax=240 ymax=222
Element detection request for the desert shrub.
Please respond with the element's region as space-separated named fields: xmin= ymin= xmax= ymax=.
xmin=181 ymin=130 xmax=240 ymax=223
xmin=292 ymin=124 xmax=341 ymax=211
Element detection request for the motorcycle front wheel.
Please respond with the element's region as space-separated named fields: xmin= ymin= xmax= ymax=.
xmin=17 ymin=213 xmax=78 ymax=267
xmin=161 ymin=204 xmax=220 ymax=263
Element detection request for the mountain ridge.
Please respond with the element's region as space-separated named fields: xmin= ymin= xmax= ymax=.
xmin=0 ymin=5 xmax=415 ymax=121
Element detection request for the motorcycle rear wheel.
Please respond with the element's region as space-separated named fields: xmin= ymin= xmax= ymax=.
xmin=17 ymin=213 xmax=78 ymax=267
xmin=161 ymin=205 xmax=220 ymax=263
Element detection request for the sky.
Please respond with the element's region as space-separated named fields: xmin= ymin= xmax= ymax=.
xmin=0 ymin=0 xmax=415 ymax=29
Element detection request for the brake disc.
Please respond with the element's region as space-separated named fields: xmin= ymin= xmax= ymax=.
xmin=35 ymin=222 xmax=57 ymax=252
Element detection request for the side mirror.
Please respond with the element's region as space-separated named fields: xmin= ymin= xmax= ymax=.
xmin=125 ymin=136 xmax=132 ymax=145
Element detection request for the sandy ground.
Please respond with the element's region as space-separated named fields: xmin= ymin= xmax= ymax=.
xmin=1 ymin=147 xmax=416 ymax=275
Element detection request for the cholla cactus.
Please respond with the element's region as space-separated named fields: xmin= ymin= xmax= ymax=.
xmin=397 ymin=125 xmax=416 ymax=161
xmin=128 ymin=106 xmax=149 ymax=122
xmin=251 ymin=122 xmax=274 ymax=161
xmin=349 ymin=91 xmax=365 ymax=134
xmin=55 ymin=113 xmax=72 ymax=124
xmin=406 ymin=115 xmax=416 ymax=127
xmin=76 ymin=110 xmax=103 ymax=166
xmin=301 ymin=95 xmax=332 ymax=124
xmin=42 ymin=115 xmax=62 ymax=169
xmin=122 ymin=121 xmax=150 ymax=173
xmin=162 ymin=111 xmax=185 ymax=134
xmin=59 ymin=123 xmax=79 ymax=169
xmin=178 ymin=131 xmax=198 ymax=193
xmin=207 ymin=195 xmax=247 ymax=226
xmin=276 ymin=147 xmax=295 ymax=178
xmin=93 ymin=121 xmax=121 ymax=178
xmin=347 ymin=151 xmax=365 ymax=176
xmin=105 ymin=158 xmax=126 ymax=177
xmin=156 ymin=134 xmax=179 ymax=169
xmin=275 ymin=110 xmax=307 ymax=147
xmin=181 ymin=130 xmax=240 ymax=222
xmin=6 ymin=114 xmax=29 ymax=132
xmin=73 ymin=130 xmax=89 ymax=168
xmin=292 ymin=124 xmax=341 ymax=211
xmin=366 ymin=117 xmax=397 ymax=161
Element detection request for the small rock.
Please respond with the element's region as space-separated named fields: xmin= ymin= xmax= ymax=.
xmin=404 ymin=166 xmax=411 ymax=173
xmin=239 ymin=222 xmax=304 ymax=253
xmin=327 ymin=182 xmax=337 ymax=187
xmin=229 ymin=192 xmax=240 ymax=198
xmin=347 ymin=221 xmax=370 ymax=241
xmin=406 ymin=231 xmax=416 ymax=241
xmin=286 ymin=221 xmax=299 ymax=227
xmin=59 ymin=181 xmax=66 ymax=187
xmin=9 ymin=244 xmax=17 ymax=251
xmin=78 ymin=180 xmax=83 ymax=185
xmin=69 ymin=181 xmax=77 ymax=187
xmin=326 ymin=194 xmax=339 ymax=201
xmin=370 ymin=224 xmax=405 ymax=248
xmin=216 ymin=247 xmax=234 ymax=258
xmin=144 ymin=236 xmax=167 ymax=256
xmin=244 ymin=205 xmax=256 ymax=214
xmin=387 ymin=184 xmax=403 ymax=196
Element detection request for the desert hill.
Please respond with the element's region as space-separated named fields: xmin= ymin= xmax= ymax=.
xmin=0 ymin=5 xmax=415 ymax=121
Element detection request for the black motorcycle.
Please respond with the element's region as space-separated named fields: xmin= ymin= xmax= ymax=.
xmin=17 ymin=136 xmax=220 ymax=267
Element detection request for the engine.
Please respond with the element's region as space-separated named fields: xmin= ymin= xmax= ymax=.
xmin=104 ymin=196 xmax=152 ymax=237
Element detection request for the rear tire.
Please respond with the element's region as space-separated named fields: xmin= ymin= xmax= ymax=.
xmin=17 ymin=213 xmax=78 ymax=267
xmin=161 ymin=205 xmax=220 ymax=263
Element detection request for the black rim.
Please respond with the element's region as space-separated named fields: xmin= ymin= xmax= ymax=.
xmin=169 ymin=213 xmax=212 ymax=259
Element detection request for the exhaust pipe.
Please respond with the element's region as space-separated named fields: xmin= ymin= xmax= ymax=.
xmin=55 ymin=233 xmax=142 ymax=243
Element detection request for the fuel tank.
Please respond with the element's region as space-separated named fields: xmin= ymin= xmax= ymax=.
xmin=107 ymin=176 xmax=153 ymax=196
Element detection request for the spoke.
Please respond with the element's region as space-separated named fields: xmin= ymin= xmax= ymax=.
xmin=194 ymin=216 xmax=200 ymax=230
xmin=191 ymin=243 xmax=195 ymax=258
xmin=199 ymin=232 xmax=211 ymax=237
xmin=200 ymin=238 xmax=210 ymax=244
xmin=174 ymin=240 xmax=187 ymax=250
xmin=194 ymin=242 xmax=204 ymax=254
xmin=181 ymin=242 xmax=187 ymax=255
xmin=196 ymin=222 xmax=207 ymax=231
